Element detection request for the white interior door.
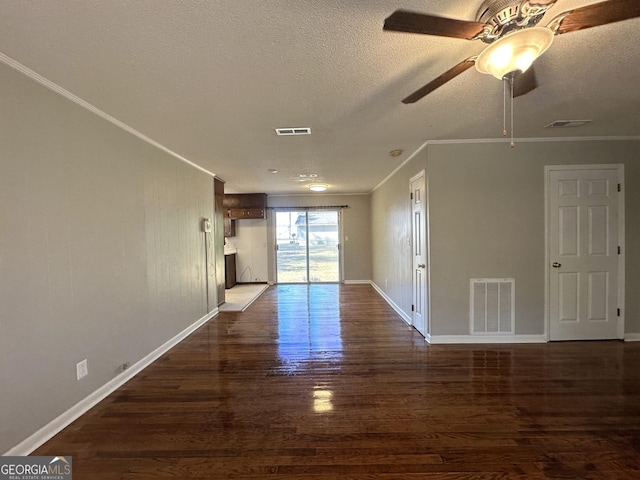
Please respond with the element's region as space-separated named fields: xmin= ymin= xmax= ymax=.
xmin=547 ymin=165 xmax=623 ymax=340
xmin=411 ymin=172 xmax=428 ymax=337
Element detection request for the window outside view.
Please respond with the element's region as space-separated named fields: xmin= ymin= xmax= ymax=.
xmin=275 ymin=210 xmax=340 ymax=283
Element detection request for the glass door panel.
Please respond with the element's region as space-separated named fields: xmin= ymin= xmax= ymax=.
xmin=276 ymin=211 xmax=308 ymax=283
xmin=308 ymin=211 xmax=339 ymax=282
xmin=275 ymin=210 xmax=340 ymax=283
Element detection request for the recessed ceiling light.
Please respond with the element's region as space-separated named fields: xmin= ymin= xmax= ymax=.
xmin=269 ymin=168 xmax=278 ymax=174
xmin=390 ymin=149 xmax=403 ymax=157
xmin=308 ymin=184 xmax=328 ymax=192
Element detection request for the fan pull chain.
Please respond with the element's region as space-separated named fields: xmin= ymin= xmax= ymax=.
xmin=510 ymin=76 xmax=515 ymax=148
xmin=503 ymin=78 xmax=507 ymax=137
xmin=501 ymin=76 xmax=516 ymax=147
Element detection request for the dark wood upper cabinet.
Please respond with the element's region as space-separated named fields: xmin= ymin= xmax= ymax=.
xmin=224 ymin=193 xmax=267 ymax=220
xmin=227 ymin=207 xmax=265 ymax=220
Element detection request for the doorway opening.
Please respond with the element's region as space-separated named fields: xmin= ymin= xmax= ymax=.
xmin=275 ymin=210 xmax=341 ymax=283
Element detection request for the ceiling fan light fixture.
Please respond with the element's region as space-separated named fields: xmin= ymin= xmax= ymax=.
xmin=475 ymin=27 xmax=554 ymax=80
xmin=308 ymin=183 xmax=328 ymax=192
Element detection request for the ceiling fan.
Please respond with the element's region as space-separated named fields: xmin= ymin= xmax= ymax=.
xmin=384 ymin=0 xmax=640 ymax=104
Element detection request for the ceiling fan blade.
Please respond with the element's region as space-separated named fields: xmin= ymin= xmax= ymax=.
xmin=402 ymin=58 xmax=476 ymax=104
xmin=551 ymin=0 xmax=640 ymax=35
xmin=384 ymin=10 xmax=487 ymax=40
xmin=513 ymin=67 xmax=538 ymax=98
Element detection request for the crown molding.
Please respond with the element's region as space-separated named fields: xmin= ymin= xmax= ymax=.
xmin=3 ymin=49 xmax=638 ymax=189
xmin=371 ymin=141 xmax=429 ymax=193
xmin=371 ymin=135 xmax=640 ymax=193
xmin=428 ymin=136 xmax=640 ymax=145
xmin=0 ymin=50 xmax=215 ymax=178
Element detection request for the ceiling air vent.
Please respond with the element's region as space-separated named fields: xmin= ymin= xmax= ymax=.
xmin=544 ymin=120 xmax=593 ymax=128
xmin=275 ymin=127 xmax=312 ymax=136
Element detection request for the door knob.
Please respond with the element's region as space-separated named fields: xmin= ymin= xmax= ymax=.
xmin=417 ymin=263 xmax=426 ymax=268
xmin=552 ymin=262 xmax=562 ymax=268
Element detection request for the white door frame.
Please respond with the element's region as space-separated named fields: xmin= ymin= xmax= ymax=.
xmin=544 ymin=164 xmax=625 ymax=341
xmin=410 ymin=170 xmax=431 ymax=339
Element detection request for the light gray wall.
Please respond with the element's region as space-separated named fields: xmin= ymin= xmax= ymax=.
xmin=0 ymin=62 xmax=215 ymax=454
xmin=225 ymin=218 xmax=269 ymax=283
xmin=370 ymin=161 xmax=417 ymax=314
xmin=372 ymin=140 xmax=640 ymax=337
xmin=267 ymin=195 xmax=372 ymax=282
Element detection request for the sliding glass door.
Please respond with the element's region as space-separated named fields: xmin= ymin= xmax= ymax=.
xmin=275 ymin=210 xmax=340 ymax=283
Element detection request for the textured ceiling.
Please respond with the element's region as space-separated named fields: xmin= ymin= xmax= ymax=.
xmin=1 ymin=0 xmax=639 ymax=194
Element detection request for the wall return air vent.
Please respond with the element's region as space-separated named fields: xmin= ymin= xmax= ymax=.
xmin=470 ymin=278 xmax=515 ymax=335
xmin=275 ymin=127 xmax=312 ymax=136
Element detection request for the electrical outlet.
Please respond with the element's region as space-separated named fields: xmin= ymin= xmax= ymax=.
xmin=120 ymin=361 xmax=130 ymax=372
xmin=76 ymin=359 xmax=88 ymax=380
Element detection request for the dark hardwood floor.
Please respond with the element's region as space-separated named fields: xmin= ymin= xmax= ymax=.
xmin=35 ymin=284 xmax=640 ymax=479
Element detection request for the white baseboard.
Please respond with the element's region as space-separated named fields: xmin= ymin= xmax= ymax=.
xmin=369 ymin=282 xmax=549 ymax=345
xmin=625 ymin=333 xmax=640 ymax=342
xmin=343 ymin=280 xmax=372 ymax=285
xmin=4 ymin=309 xmax=219 ymax=456
xmin=370 ymin=281 xmax=412 ymax=325
xmin=428 ymin=334 xmax=547 ymax=344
